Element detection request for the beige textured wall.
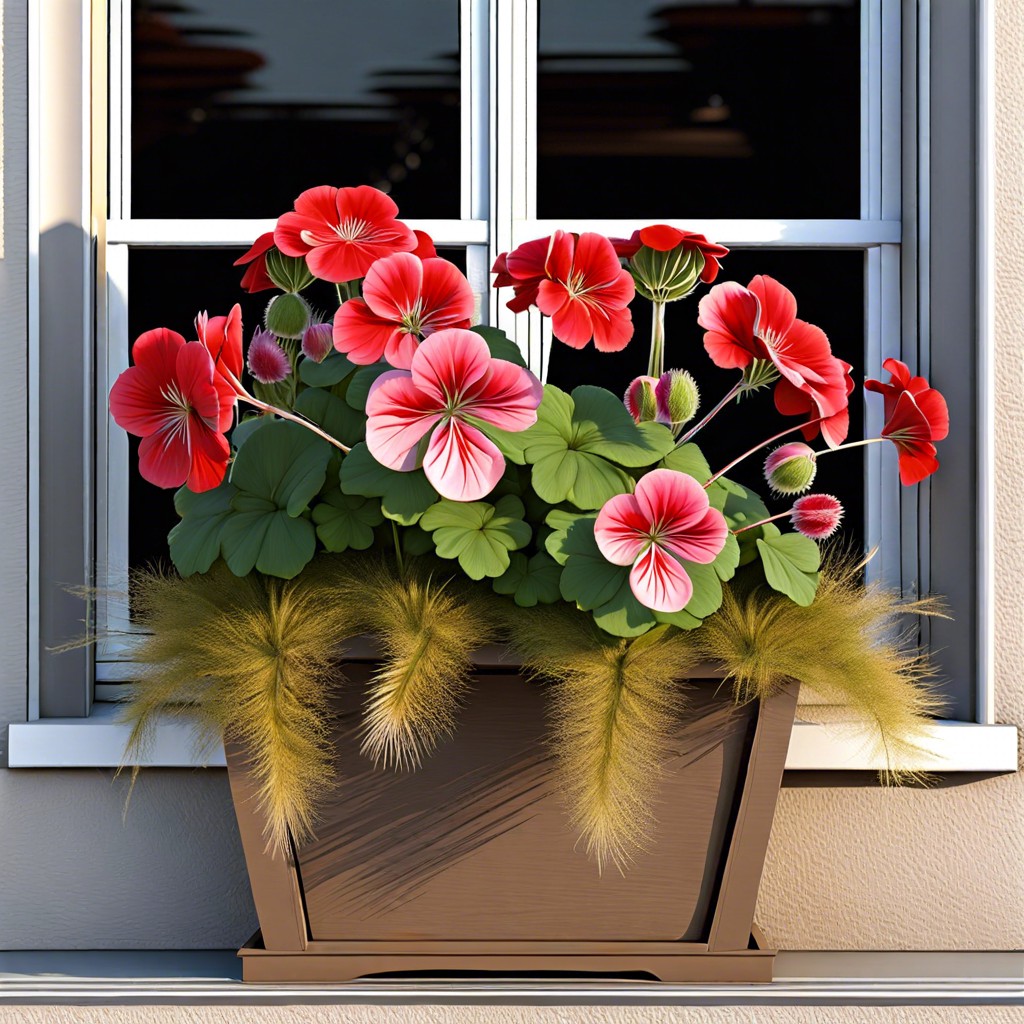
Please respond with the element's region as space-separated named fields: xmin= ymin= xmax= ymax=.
xmin=755 ymin=0 xmax=1024 ymax=951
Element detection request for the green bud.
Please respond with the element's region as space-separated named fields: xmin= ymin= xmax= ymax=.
xmin=264 ymin=292 xmax=312 ymax=340
xmin=629 ymin=245 xmax=704 ymax=303
xmin=763 ymin=443 xmax=818 ymax=495
xmin=656 ymin=369 xmax=700 ymax=428
xmin=264 ymin=249 xmax=316 ymax=293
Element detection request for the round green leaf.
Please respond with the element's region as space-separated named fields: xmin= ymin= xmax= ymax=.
xmin=756 ymin=523 xmax=821 ymax=606
xmin=470 ymin=324 xmax=528 ymax=367
xmin=339 ymin=442 xmax=438 ymax=524
xmin=312 ymin=491 xmax=383 ymax=552
xmin=345 ymin=362 xmax=390 ymax=411
xmin=298 ymin=351 xmax=356 ymax=388
xmin=493 ymin=551 xmax=563 ymax=607
xmin=221 ymin=507 xmax=317 ymax=579
xmin=168 ymin=480 xmax=236 ymax=576
xmin=658 ymin=442 xmax=712 ymax=483
xmin=294 ymin=387 xmax=366 ymax=447
xmin=419 ymin=495 xmax=531 ymax=579
xmin=543 ymin=508 xmax=592 ymax=565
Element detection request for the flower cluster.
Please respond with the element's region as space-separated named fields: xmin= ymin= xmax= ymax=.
xmin=109 ymin=184 xmax=948 ymax=631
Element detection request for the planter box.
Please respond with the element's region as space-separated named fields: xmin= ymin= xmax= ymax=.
xmin=226 ymin=645 xmax=798 ymax=983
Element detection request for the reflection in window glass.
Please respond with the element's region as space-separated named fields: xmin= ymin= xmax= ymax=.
xmin=537 ymin=0 xmax=860 ymax=219
xmin=131 ymin=0 xmax=460 ymax=218
xmin=545 ymin=250 xmax=865 ymax=551
xmin=124 ymin=248 xmax=467 ymax=578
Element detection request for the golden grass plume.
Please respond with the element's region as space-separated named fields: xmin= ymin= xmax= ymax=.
xmin=507 ymin=607 xmax=700 ymax=873
xmin=124 ymin=563 xmax=363 ymax=852
xmin=328 ymin=559 xmax=500 ymax=770
xmin=692 ymin=557 xmax=945 ymax=782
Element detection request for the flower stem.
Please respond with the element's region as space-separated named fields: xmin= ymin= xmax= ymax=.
xmin=677 ymin=377 xmax=743 ymax=446
xmin=705 ymin=416 xmax=826 ymax=487
xmin=816 ymin=437 xmax=886 ymax=455
xmin=391 ymin=520 xmax=406 ymax=577
xmin=223 ymin=369 xmax=351 ymax=453
xmin=732 ymin=509 xmax=790 ymax=535
xmin=647 ymin=301 xmax=666 ymax=378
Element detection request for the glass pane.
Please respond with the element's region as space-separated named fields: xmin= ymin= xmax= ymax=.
xmin=545 ymin=250 xmax=866 ymax=551
xmin=124 ymin=247 xmax=467 ymax=578
xmin=131 ymin=0 xmax=461 ymax=218
xmin=537 ymin=1 xmax=860 ymax=219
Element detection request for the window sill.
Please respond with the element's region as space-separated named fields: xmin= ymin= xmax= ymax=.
xmin=0 ymin=950 xmax=1022 ymax=1005
xmin=6 ymin=704 xmax=1019 ymax=772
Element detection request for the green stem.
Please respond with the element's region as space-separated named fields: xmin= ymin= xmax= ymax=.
xmin=335 ymin=281 xmax=353 ymax=305
xmin=816 ymin=437 xmax=887 ymax=455
xmin=705 ymin=416 xmax=827 ymax=487
xmin=391 ymin=520 xmax=406 ymax=577
xmin=677 ymin=377 xmax=744 ymax=446
xmin=647 ymin=301 xmax=666 ymax=378
xmin=731 ymin=508 xmax=791 ymax=535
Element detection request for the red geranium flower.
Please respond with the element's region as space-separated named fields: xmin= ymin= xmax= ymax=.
xmin=109 ymin=328 xmax=232 ymax=492
xmin=865 ymin=360 xmax=949 ymax=485
xmin=865 ymin=357 xmax=950 ymax=440
xmin=333 ymin=252 xmax=475 ymax=369
xmin=365 ymin=328 xmax=543 ymax=501
xmin=411 ymin=230 xmax=437 ymax=259
xmin=611 ymin=226 xmax=729 ymax=283
xmin=274 ymin=185 xmax=417 ymax=284
xmin=495 ymin=231 xmax=634 ymax=351
xmin=233 ymin=232 xmax=276 ymax=293
xmin=698 ymin=275 xmax=852 ymax=447
xmin=195 ymin=304 xmax=243 ymax=431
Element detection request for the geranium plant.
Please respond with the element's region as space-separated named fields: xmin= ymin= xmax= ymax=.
xmin=109 ymin=184 xmax=947 ymax=869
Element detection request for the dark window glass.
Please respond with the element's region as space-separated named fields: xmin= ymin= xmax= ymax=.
xmin=537 ymin=1 xmax=860 ymax=219
xmin=545 ymin=250 xmax=865 ymax=552
xmin=131 ymin=0 xmax=461 ymax=218
xmin=125 ymin=247 xmax=467 ymax=579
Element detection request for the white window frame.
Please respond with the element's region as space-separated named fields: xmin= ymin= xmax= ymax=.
xmin=10 ymin=0 xmax=1016 ymax=773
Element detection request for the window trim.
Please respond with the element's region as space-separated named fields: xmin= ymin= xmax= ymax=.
xmin=18 ymin=0 xmax=1012 ymax=771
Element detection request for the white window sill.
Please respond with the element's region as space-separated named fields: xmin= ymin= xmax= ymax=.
xmin=0 ymin=950 xmax=1022 ymax=1005
xmin=5 ymin=704 xmax=1019 ymax=772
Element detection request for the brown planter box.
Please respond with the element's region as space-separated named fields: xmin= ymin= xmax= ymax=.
xmin=226 ymin=644 xmax=798 ymax=984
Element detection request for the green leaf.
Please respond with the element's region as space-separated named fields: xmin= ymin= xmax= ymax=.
xmin=298 ymin=351 xmax=356 ymax=388
xmin=345 ymin=362 xmax=390 ymax=411
xmin=658 ymin=443 xmax=712 ymax=483
xmin=714 ymin=531 xmax=742 ymax=582
xmin=229 ymin=419 xmax=332 ymax=518
xmin=419 ymin=494 xmax=531 ymax=579
xmin=470 ymin=324 xmax=528 ymax=367
xmin=402 ymin=525 xmax=435 ymax=557
xmin=756 ymin=523 xmax=821 ymax=607
xmin=294 ymin=387 xmax=366 ymax=446
xmin=718 ymin=476 xmax=770 ymax=530
xmin=493 ymin=551 xmax=563 ymax=607
xmin=508 ymin=385 xmax=674 ymax=510
xmin=221 ymin=507 xmax=317 ymax=579
xmin=339 ymin=442 xmax=438 ymax=524
xmin=168 ymin=480 xmax=236 ymax=576
xmin=219 ymin=420 xmax=332 ymax=578
xmin=312 ymin=491 xmax=383 ymax=552
xmin=558 ymin=518 xmax=657 ymax=637
xmin=543 ymin=508 xmax=592 ymax=565
xmin=232 ymin=414 xmax=270 ymax=450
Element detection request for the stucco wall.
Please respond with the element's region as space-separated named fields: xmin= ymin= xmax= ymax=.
xmin=2 ymin=0 xmax=1024 ymax=961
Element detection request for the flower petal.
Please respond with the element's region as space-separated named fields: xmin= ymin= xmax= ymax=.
xmin=186 ymin=421 xmax=231 ymax=493
xmin=637 ymin=224 xmax=686 ymax=251
xmin=422 ymin=417 xmax=505 ymax=501
xmin=365 ymin=371 xmax=443 ymax=471
xmin=629 ymin=543 xmax=694 ymax=613
xmin=419 ymin=258 xmax=476 ymax=331
xmin=594 ymin=492 xmax=649 ymax=566
xmin=362 ymin=251 xmax=424 ymax=321
xmin=590 ymin=306 xmax=634 ymax=352
xmin=748 ymin=275 xmax=797 ymax=340
xmin=410 ymin=327 xmax=491 ymax=405
xmin=698 ymin=282 xmax=760 ymax=369
xmin=463 ymin=359 xmax=544 ymax=432
xmin=334 ymin=299 xmax=404 ymax=365
xmin=138 ymin=429 xmax=190 ymax=489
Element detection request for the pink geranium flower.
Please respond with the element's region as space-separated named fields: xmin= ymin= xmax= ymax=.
xmin=365 ymin=328 xmax=543 ymax=501
xmin=109 ymin=328 xmax=232 ymax=492
xmin=697 ymin=275 xmax=852 ymax=447
xmin=333 ymin=252 xmax=475 ymax=369
xmin=274 ymin=185 xmax=417 ymax=284
xmin=594 ymin=469 xmax=728 ymax=613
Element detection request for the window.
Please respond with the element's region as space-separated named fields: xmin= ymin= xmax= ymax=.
xmin=14 ymin=0 xmax=1015 ymax=772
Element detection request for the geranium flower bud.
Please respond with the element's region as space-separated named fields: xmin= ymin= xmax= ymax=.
xmin=790 ymin=494 xmax=843 ymax=540
xmin=656 ymin=369 xmax=700 ymax=428
xmin=264 ymin=292 xmax=312 ymax=340
xmin=301 ymin=322 xmax=334 ymax=363
xmin=264 ymin=248 xmax=315 ymax=293
xmin=247 ymin=328 xmax=291 ymax=384
xmin=624 ymin=375 xmax=659 ymax=422
xmin=764 ymin=442 xmax=817 ymax=495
